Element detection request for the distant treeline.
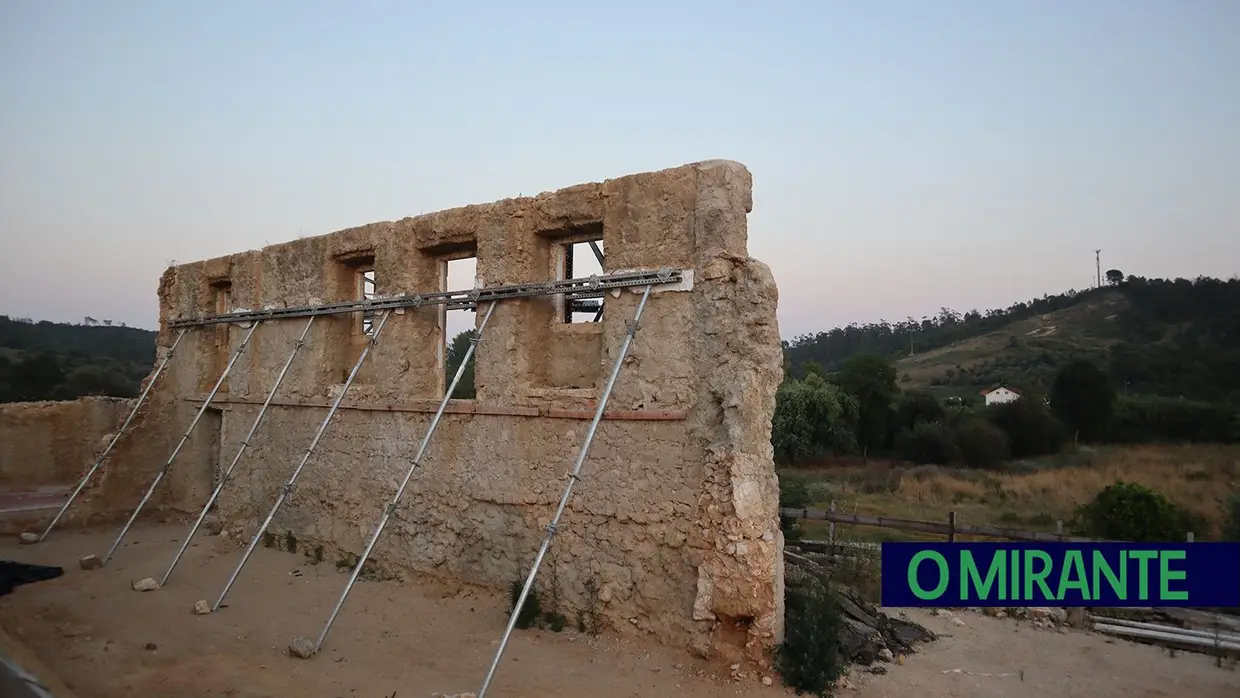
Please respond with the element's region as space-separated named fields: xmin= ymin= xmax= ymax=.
xmin=784 ymin=275 xmax=1240 ymax=405
xmin=0 ymin=316 xmax=156 ymax=403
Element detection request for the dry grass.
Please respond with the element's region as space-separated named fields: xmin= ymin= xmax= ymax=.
xmin=783 ymin=444 xmax=1240 ymax=542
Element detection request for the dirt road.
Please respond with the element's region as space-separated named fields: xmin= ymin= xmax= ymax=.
xmin=1 ymin=523 xmax=1236 ymax=697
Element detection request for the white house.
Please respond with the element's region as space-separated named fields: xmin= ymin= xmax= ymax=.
xmin=981 ymin=386 xmax=1022 ymax=406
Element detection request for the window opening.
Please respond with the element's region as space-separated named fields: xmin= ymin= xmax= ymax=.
xmin=442 ymin=255 xmax=478 ymax=398
xmin=359 ymin=268 xmax=377 ymax=336
xmin=558 ymin=239 xmax=604 ymax=323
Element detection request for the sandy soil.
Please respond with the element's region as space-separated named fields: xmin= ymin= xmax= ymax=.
xmin=1 ymin=523 xmax=1237 ymax=698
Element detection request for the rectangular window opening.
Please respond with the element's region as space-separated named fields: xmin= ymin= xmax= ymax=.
xmin=557 ymin=239 xmax=605 ymax=323
xmin=359 ymin=267 xmax=377 ymax=336
xmin=442 ymin=255 xmax=479 ymax=398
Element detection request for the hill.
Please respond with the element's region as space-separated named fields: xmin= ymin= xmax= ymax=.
xmin=893 ymin=291 xmax=1128 ymax=399
xmin=784 ymin=275 xmax=1240 ymax=404
xmin=0 ymin=315 xmax=156 ymax=403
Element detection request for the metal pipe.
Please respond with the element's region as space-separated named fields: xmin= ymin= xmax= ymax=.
xmin=101 ymin=321 xmax=262 ymax=566
xmin=168 ymin=268 xmax=680 ymax=328
xmin=1093 ymin=622 xmax=1240 ymax=652
xmin=212 ymin=310 xmax=392 ymax=611
xmin=477 ymin=285 xmax=653 ymax=697
xmin=159 ymin=316 xmax=316 ymax=586
xmin=36 ymin=329 xmax=188 ymax=542
xmin=307 ymin=301 xmax=498 ymax=654
xmin=1093 ymin=616 xmax=1240 ymax=643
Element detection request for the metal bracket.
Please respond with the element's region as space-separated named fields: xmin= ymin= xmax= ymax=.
xmin=282 ymin=482 xmax=297 ymax=495
xmin=656 ymin=267 xmax=673 ymax=283
xmin=625 ymin=320 xmax=642 ymax=337
xmin=545 ymin=522 xmax=560 ymax=536
xmin=384 ymin=502 xmax=398 ymax=517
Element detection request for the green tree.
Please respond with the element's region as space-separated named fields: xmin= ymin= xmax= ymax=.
xmin=953 ymin=418 xmax=1010 ymax=469
xmin=891 ymin=390 xmax=946 ymax=436
xmin=897 ymin=421 xmax=960 ymax=465
xmin=444 ymin=329 xmax=477 ymax=398
xmin=771 ymin=373 xmax=859 ymax=464
xmin=1050 ymin=359 xmax=1116 ymax=442
xmin=11 ymin=351 xmax=64 ymax=401
xmin=984 ymin=398 xmax=1068 ymax=458
xmin=833 ymin=354 xmax=897 ymax=455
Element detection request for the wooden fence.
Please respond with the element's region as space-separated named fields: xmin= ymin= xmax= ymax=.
xmin=779 ymin=504 xmax=1200 ymax=544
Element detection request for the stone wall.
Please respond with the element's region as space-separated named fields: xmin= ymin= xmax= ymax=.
xmin=0 ymin=397 xmax=134 ymax=489
xmin=76 ymin=159 xmax=784 ymax=661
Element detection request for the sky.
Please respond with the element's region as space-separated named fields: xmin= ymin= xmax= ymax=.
xmin=2 ymin=1 xmax=1238 ymax=342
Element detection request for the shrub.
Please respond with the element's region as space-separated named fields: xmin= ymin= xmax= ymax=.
xmin=984 ymin=399 xmax=1069 ymax=459
xmin=898 ymin=421 xmax=960 ymax=465
xmin=953 ymin=418 xmax=1010 ymax=469
xmin=1223 ymin=490 xmax=1240 ymax=542
xmin=509 ymin=579 xmax=542 ymax=629
xmin=1107 ymin=395 xmax=1239 ymax=444
xmin=777 ymin=583 xmax=848 ymax=696
xmin=1072 ymin=481 xmax=1195 ymax=542
xmin=779 ymin=477 xmax=811 ymax=541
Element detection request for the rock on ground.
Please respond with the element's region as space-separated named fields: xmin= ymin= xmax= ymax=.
xmin=288 ymin=636 xmax=317 ymax=658
xmin=78 ymin=555 xmax=102 ymax=570
xmin=131 ymin=577 xmax=160 ymax=592
xmin=19 ymin=532 xmax=39 ymax=545
xmin=192 ymin=600 xmax=210 ymax=615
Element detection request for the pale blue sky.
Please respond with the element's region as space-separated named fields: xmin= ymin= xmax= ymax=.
xmin=2 ymin=1 xmax=1237 ymax=340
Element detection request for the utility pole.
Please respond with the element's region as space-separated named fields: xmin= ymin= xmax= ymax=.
xmin=1094 ymin=249 xmax=1102 ymax=288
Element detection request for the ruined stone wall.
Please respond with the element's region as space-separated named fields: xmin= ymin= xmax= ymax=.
xmin=81 ymin=160 xmax=784 ymax=661
xmin=0 ymin=397 xmax=134 ymax=489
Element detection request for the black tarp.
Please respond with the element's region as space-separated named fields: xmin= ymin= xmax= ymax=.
xmin=0 ymin=561 xmax=63 ymax=597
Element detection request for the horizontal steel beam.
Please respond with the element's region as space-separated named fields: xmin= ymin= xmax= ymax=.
xmin=168 ymin=268 xmax=682 ymax=328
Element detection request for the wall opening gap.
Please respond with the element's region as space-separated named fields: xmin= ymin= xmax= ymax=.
xmin=557 ymin=239 xmax=604 ymax=323
xmin=442 ymin=255 xmax=478 ymax=398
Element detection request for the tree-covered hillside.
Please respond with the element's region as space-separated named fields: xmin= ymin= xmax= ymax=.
xmin=0 ymin=315 xmax=156 ymax=403
xmin=784 ymin=275 xmax=1240 ymax=405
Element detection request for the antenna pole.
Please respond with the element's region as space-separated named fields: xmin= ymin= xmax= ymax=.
xmin=1094 ymin=249 xmax=1102 ymax=288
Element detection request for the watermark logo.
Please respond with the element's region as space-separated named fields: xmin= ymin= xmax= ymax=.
xmin=880 ymin=542 xmax=1240 ymax=607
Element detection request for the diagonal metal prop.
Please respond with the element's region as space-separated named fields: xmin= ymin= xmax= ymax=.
xmin=100 ymin=320 xmax=262 ymax=566
xmin=298 ymin=301 xmax=499 ymax=656
xmin=211 ymin=309 xmax=392 ymax=611
xmin=159 ymin=315 xmax=316 ymax=586
xmin=477 ymin=284 xmax=653 ymax=697
xmin=36 ymin=328 xmax=188 ymax=543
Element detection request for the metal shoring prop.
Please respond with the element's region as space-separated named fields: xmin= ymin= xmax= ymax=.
xmin=477 ymin=284 xmax=654 ymax=697
xmin=36 ymin=328 xmax=188 ymax=542
xmin=100 ymin=320 xmax=263 ymax=567
xmin=159 ymin=315 xmax=317 ymax=586
xmin=302 ymin=300 xmax=498 ymax=656
xmin=212 ymin=309 xmax=393 ymax=612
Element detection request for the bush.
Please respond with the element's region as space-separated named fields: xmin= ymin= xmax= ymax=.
xmin=953 ymin=418 xmax=1010 ymax=469
xmin=777 ymin=583 xmax=848 ymax=696
xmin=1223 ymin=490 xmax=1240 ymax=542
xmin=1072 ymin=481 xmax=1196 ymax=542
xmin=898 ymin=421 xmax=960 ymax=465
xmin=984 ymin=399 xmax=1069 ymax=459
xmin=509 ymin=579 xmax=542 ymax=629
xmin=1107 ymin=395 xmax=1239 ymax=444
xmin=779 ymin=477 xmax=811 ymax=541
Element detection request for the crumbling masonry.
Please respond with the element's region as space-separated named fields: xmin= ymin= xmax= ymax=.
xmin=32 ymin=160 xmax=785 ymax=660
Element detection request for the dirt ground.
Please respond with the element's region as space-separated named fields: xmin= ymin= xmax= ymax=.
xmin=1 ymin=523 xmax=1237 ymax=698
